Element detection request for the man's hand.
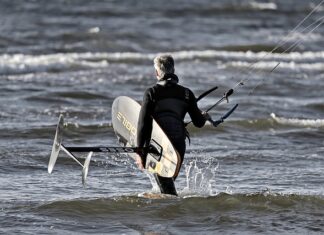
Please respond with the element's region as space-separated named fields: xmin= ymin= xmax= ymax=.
xmin=135 ymin=154 xmax=144 ymax=170
xmin=202 ymin=111 xmax=211 ymax=121
xmin=135 ymin=148 xmax=147 ymax=170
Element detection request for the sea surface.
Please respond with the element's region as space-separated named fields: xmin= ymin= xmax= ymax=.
xmin=0 ymin=0 xmax=324 ymax=234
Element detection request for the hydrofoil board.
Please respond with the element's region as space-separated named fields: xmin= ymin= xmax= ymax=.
xmin=112 ymin=96 xmax=181 ymax=178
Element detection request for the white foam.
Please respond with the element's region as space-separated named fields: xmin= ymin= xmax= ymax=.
xmin=271 ymin=113 xmax=324 ymax=128
xmin=88 ymin=27 xmax=100 ymax=34
xmin=228 ymin=61 xmax=324 ymax=72
xmin=0 ymin=53 xmax=109 ymax=75
xmin=249 ymin=1 xmax=277 ymax=10
xmin=1 ymin=50 xmax=324 ymax=75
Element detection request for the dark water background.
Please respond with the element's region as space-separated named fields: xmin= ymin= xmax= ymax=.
xmin=0 ymin=0 xmax=324 ymax=234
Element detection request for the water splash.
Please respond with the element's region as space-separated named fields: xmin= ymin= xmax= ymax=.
xmin=181 ymin=157 xmax=219 ymax=196
xmin=146 ymin=172 xmax=161 ymax=194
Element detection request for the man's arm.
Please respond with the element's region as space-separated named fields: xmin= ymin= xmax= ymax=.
xmin=187 ymin=90 xmax=207 ymax=128
xmin=137 ymin=88 xmax=154 ymax=148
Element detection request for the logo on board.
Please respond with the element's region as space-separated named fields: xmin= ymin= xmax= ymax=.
xmin=117 ymin=112 xmax=137 ymax=136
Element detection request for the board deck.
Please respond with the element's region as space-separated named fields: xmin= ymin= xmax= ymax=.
xmin=111 ymin=96 xmax=181 ymax=178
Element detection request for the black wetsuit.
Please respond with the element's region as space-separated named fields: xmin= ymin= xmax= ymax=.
xmin=137 ymin=73 xmax=206 ymax=195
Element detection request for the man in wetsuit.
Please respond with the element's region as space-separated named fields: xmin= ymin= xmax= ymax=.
xmin=136 ymin=54 xmax=209 ymax=196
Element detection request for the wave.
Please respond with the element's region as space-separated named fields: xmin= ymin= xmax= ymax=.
xmin=3 ymin=112 xmax=322 ymax=142
xmin=5 ymin=112 xmax=321 ymax=141
xmin=227 ymin=61 xmax=324 ymax=73
xmin=248 ymin=1 xmax=277 ymax=11
xmin=25 ymin=91 xmax=110 ymax=104
xmin=1 ymin=50 xmax=324 ymax=75
xmin=161 ymin=2 xmax=279 ymax=16
xmin=271 ymin=113 xmax=324 ymax=128
xmin=36 ymin=192 xmax=324 ymax=217
xmin=0 ymin=53 xmax=109 ymax=75
xmin=55 ymin=1 xmax=323 ymax=16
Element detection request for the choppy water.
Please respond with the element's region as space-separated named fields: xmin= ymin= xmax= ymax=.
xmin=1 ymin=0 xmax=324 ymax=234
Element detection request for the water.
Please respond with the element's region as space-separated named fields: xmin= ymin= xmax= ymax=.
xmin=1 ymin=0 xmax=324 ymax=234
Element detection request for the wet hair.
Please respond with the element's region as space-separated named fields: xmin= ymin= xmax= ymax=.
xmin=154 ymin=54 xmax=175 ymax=79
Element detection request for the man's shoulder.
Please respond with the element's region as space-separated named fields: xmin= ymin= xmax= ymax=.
xmin=146 ymin=83 xmax=195 ymax=100
xmin=175 ymin=84 xmax=195 ymax=96
xmin=178 ymin=84 xmax=193 ymax=92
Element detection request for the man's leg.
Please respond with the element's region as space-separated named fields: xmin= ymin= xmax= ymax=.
xmin=154 ymin=174 xmax=177 ymax=196
xmin=152 ymin=136 xmax=185 ymax=196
